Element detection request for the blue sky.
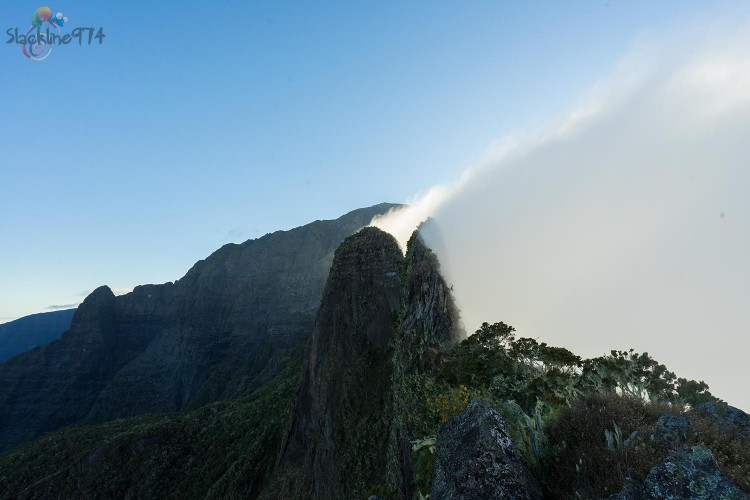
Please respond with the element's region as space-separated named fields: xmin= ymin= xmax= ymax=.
xmin=1 ymin=0 xmax=747 ymax=321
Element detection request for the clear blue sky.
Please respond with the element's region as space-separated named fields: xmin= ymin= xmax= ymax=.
xmin=1 ymin=0 xmax=746 ymax=321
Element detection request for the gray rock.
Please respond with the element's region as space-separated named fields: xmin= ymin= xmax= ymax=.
xmin=651 ymin=414 xmax=691 ymax=446
xmin=642 ymin=446 xmax=747 ymax=499
xmin=431 ymin=399 xmax=543 ymax=500
xmin=693 ymin=402 xmax=750 ymax=439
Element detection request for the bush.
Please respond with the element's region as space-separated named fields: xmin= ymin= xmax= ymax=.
xmin=687 ymin=414 xmax=750 ymax=492
xmin=543 ymin=393 xmax=670 ymax=498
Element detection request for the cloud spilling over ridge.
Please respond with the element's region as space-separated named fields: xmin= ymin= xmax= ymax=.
xmin=371 ymin=24 xmax=750 ymax=409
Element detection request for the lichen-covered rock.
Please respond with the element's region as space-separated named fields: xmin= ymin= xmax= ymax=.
xmin=651 ymin=414 xmax=691 ymax=446
xmin=693 ymin=402 xmax=750 ymax=439
xmin=431 ymin=399 xmax=542 ymax=500
xmin=642 ymin=446 xmax=747 ymax=499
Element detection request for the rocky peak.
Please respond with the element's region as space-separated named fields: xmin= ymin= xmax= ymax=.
xmin=400 ymin=229 xmax=463 ymax=359
xmin=65 ymin=285 xmax=116 ymax=338
xmin=278 ymin=227 xmax=403 ymax=498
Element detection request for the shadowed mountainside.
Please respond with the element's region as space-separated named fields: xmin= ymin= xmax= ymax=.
xmin=0 ymin=225 xmax=464 ymax=500
xmin=0 ymin=203 xmax=399 ymax=453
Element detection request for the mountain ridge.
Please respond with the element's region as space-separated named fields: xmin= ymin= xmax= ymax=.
xmin=0 ymin=203 xmax=401 ymax=452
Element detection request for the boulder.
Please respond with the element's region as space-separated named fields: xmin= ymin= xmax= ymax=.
xmin=642 ymin=446 xmax=747 ymax=499
xmin=431 ymin=399 xmax=542 ymax=499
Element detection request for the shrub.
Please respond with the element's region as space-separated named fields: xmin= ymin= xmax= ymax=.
xmin=427 ymin=384 xmax=471 ymax=423
xmin=542 ymin=393 xmax=670 ymax=498
xmin=687 ymin=414 xmax=750 ymax=492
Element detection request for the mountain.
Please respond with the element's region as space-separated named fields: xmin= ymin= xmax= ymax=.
xmin=0 ymin=203 xmax=399 ymax=453
xmin=0 ymin=309 xmax=75 ymax=363
xmin=0 ymin=221 xmax=748 ymax=499
xmin=0 ymin=224 xmax=464 ymax=499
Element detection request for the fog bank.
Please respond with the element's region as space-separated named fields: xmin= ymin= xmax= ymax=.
xmin=371 ymin=25 xmax=750 ymax=410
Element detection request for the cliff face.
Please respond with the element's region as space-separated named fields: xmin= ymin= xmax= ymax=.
xmin=278 ymin=227 xmax=403 ymax=498
xmin=399 ymin=229 xmax=463 ymax=359
xmin=0 ymin=203 xmax=399 ymax=452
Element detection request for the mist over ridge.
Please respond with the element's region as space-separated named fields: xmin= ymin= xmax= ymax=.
xmin=372 ymin=22 xmax=750 ymax=410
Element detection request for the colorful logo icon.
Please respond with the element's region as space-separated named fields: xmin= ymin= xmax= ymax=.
xmin=23 ymin=6 xmax=68 ymax=61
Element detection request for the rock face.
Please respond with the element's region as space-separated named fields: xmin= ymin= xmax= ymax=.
xmin=0 ymin=309 xmax=75 ymax=363
xmin=430 ymin=399 xmax=543 ymax=500
xmin=388 ymin=229 xmax=464 ymax=498
xmin=399 ymin=229 xmax=463 ymax=355
xmin=642 ymin=446 xmax=747 ymax=499
xmin=0 ymin=203 xmax=398 ymax=452
xmin=278 ymin=227 xmax=403 ymax=498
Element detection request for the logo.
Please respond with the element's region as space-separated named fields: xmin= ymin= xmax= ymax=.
xmin=6 ymin=6 xmax=105 ymax=61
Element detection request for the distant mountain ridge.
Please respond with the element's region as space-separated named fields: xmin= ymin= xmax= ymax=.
xmin=0 ymin=203 xmax=400 ymax=452
xmin=0 ymin=309 xmax=75 ymax=363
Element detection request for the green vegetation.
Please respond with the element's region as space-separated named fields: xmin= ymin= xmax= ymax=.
xmin=0 ymin=348 xmax=304 ymax=499
xmin=1 ymin=320 xmax=747 ymax=499
xmin=401 ymin=321 xmax=750 ymax=499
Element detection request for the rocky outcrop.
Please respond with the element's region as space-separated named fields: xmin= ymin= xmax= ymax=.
xmin=0 ymin=203 xmax=399 ymax=452
xmin=430 ymin=399 xmax=543 ymax=500
xmin=643 ymin=446 xmax=747 ymax=499
xmin=0 ymin=308 xmax=75 ymax=363
xmin=609 ymin=446 xmax=747 ymax=499
xmin=277 ymin=227 xmax=403 ymax=498
xmin=399 ymin=229 xmax=463 ymax=357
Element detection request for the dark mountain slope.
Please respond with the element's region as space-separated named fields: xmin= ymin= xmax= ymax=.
xmin=0 ymin=347 xmax=303 ymax=499
xmin=0 ymin=309 xmax=75 ymax=363
xmin=0 ymin=203 xmax=399 ymax=452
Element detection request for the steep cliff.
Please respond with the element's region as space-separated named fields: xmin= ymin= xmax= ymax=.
xmin=276 ymin=227 xmax=403 ymax=498
xmin=387 ymin=228 xmax=464 ymax=498
xmin=0 ymin=203 xmax=399 ymax=452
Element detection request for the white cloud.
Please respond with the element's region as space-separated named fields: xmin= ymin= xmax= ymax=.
xmin=371 ymin=21 xmax=750 ymax=410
